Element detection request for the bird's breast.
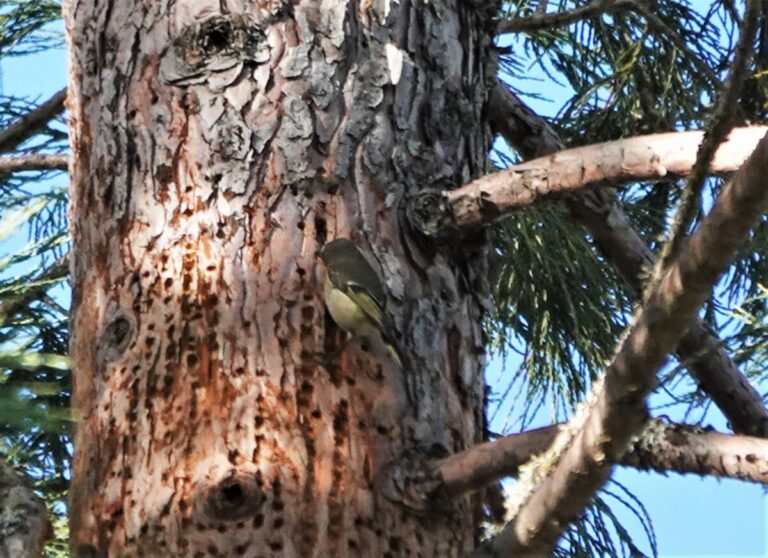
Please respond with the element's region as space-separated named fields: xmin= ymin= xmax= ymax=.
xmin=323 ymin=279 xmax=380 ymax=339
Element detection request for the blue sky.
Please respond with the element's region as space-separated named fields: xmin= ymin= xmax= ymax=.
xmin=2 ymin=14 xmax=765 ymax=558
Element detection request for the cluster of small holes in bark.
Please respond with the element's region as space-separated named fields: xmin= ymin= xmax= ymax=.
xmin=327 ymin=398 xmax=351 ymax=546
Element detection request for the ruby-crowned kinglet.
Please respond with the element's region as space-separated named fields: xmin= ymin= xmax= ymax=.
xmin=318 ymin=238 xmax=402 ymax=367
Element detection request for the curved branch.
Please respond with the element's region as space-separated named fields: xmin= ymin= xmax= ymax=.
xmin=0 ymin=88 xmax=67 ymax=154
xmin=482 ymin=129 xmax=768 ymax=556
xmin=496 ymin=2 xmax=720 ymax=86
xmin=413 ymin=126 xmax=765 ymax=231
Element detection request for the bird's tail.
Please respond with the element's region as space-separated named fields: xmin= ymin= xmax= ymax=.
xmin=383 ymin=340 xmax=403 ymax=369
xmin=381 ymin=328 xmax=405 ymax=370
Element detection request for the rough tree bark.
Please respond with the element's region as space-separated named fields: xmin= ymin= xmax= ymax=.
xmin=64 ymin=0 xmax=495 ymax=556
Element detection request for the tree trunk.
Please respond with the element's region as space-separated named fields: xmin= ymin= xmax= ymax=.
xmin=64 ymin=0 xmax=495 ymax=556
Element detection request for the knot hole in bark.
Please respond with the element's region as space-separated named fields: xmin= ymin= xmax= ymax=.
xmin=160 ymin=14 xmax=270 ymax=85
xmin=191 ymin=15 xmax=268 ymax=62
xmin=199 ymin=18 xmax=234 ymax=56
xmin=96 ymin=311 xmax=135 ymax=369
xmin=198 ymin=471 xmax=265 ymax=522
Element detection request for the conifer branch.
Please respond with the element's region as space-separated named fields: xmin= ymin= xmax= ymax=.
xmin=497 ymin=0 xmax=635 ymax=34
xmin=0 ymin=256 xmax=69 ymax=327
xmin=0 ymin=88 xmax=67 ymax=154
xmin=485 ymin=83 xmax=768 ymax=438
xmin=419 ymin=126 xmax=763 ymax=230
xmin=656 ymin=0 xmax=761 ymax=276
xmin=631 ymin=3 xmax=720 ymax=86
xmin=432 ymin=419 xmax=768 ymax=500
xmin=496 ymin=1 xmax=720 ymax=86
xmin=476 ymin=129 xmax=768 ymax=557
xmin=0 ymin=154 xmax=69 ymax=173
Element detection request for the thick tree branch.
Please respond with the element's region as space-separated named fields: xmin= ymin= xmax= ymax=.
xmin=431 ymin=419 xmax=768 ymax=500
xmin=485 ymin=83 xmax=768 ymax=439
xmin=487 ymin=84 xmax=564 ymax=157
xmin=0 ymin=88 xmax=67 ymax=154
xmin=621 ymin=419 xmax=768 ymax=481
xmin=0 ymin=458 xmax=51 ymax=558
xmin=413 ymin=126 xmax=764 ymax=231
xmin=497 ymin=0 xmax=636 ymax=34
xmin=480 ymin=130 xmax=768 ymax=556
xmin=0 ymin=155 xmax=69 ymax=173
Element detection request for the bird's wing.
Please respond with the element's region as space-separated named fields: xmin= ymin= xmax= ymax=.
xmin=344 ymin=283 xmax=385 ymax=327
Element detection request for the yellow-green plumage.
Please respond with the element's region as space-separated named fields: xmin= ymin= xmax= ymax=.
xmin=319 ymin=238 xmax=402 ymax=367
xmin=322 ymin=277 xmax=382 ymax=338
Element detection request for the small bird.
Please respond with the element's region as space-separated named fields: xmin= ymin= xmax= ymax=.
xmin=318 ymin=238 xmax=402 ymax=367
